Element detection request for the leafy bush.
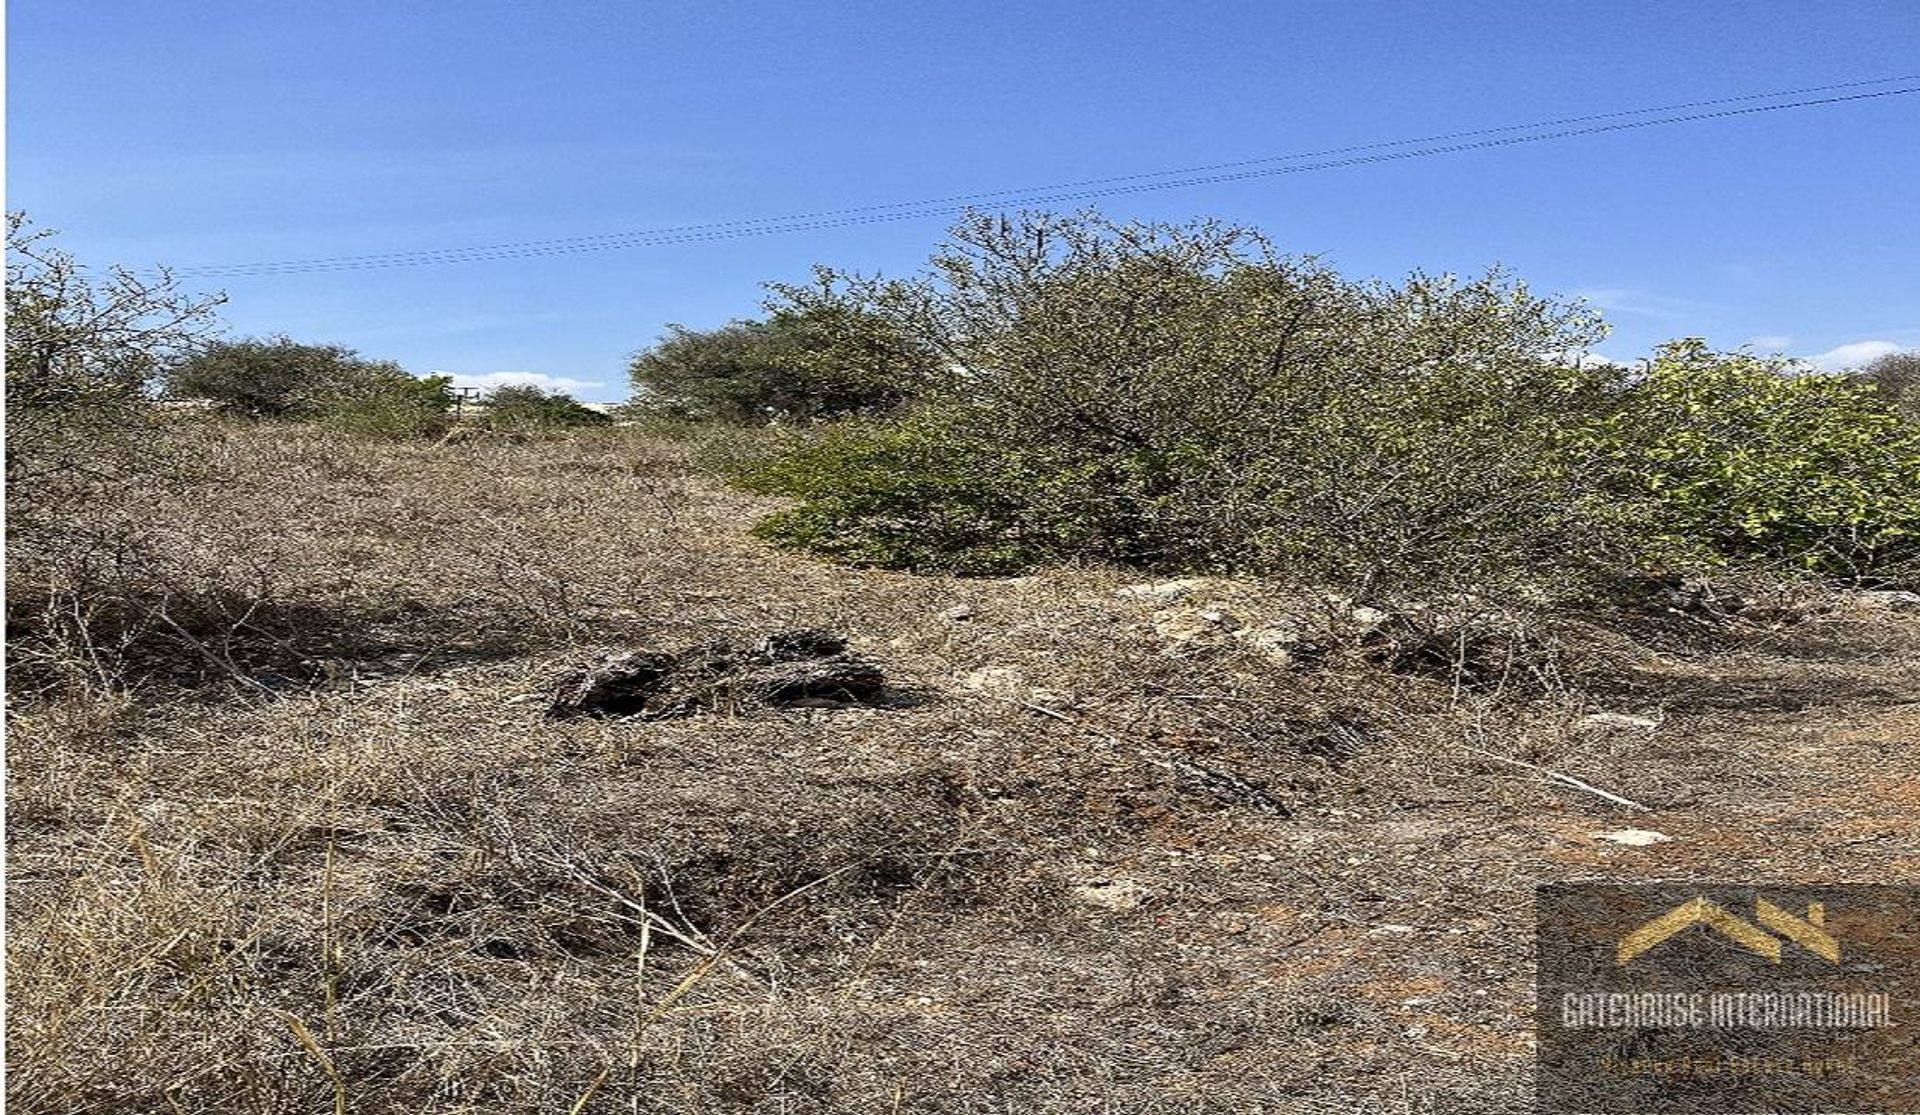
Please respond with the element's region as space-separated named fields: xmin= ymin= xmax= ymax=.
xmin=1857 ymin=349 xmax=1920 ymax=422
xmin=163 ymin=333 xmax=456 ymax=438
xmin=1587 ymin=340 xmax=1920 ymax=575
xmin=628 ymin=306 xmax=928 ymax=424
xmin=481 ymin=384 xmax=612 ymax=432
xmin=740 ymin=211 xmax=1619 ymax=593
xmin=166 ymin=336 xmax=395 ymax=418
xmin=737 ymin=412 xmax=1063 ymax=574
xmin=166 ymin=337 xmax=373 ymax=416
xmin=315 ymin=366 xmax=456 ymax=440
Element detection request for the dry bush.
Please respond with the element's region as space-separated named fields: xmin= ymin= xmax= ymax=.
xmin=6 ymin=419 xmax=707 ymax=700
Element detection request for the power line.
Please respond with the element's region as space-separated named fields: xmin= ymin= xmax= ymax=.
xmin=174 ymin=73 xmax=1920 ymax=273
xmin=180 ymin=73 xmax=1920 ymax=273
xmin=177 ymin=78 xmax=1920 ymax=277
xmin=183 ymin=83 xmax=1920 ymax=276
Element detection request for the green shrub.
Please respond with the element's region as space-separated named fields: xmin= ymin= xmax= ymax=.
xmin=628 ymin=306 xmax=929 ymax=425
xmin=742 ymin=211 xmax=1619 ymax=592
xmin=161 ymin=332 xmax=462 ymax=440
xmin=481 ymin=384 xmax=612 ymax=432
xmin=1857 ymin=350 xmax=1920 ymax=423
xmin=1587 ymin=340 xmax=1920 ymax=575
xmin=316 ymin=367 xmax=455 ymax=440
xmin=165 ymin=337 xmax=371 ymax=417
xmin=734 ymin=410 xmax=1103 ymax=574
xmin=734 ymin=215 xmax=1920 ymax=587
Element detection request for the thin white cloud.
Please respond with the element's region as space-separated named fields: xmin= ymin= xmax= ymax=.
xmin=427 ymin=370 xmax=605 ymax=395
xmin=1797 ymin=341 xmax=1904 ymax=372
xmin=1572 ymin=287 xmax=1721 ymax=322
xmin=1745 ymin=335 xmax=1792 ymax=352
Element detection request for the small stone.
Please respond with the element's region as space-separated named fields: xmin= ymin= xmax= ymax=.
xmin=1116 ymin=578 xmax=1216 ymax=602
xmin=1593 ymin=829 xmax=1672 ymax=847
xmin=1858 ymin=590 xmax=1920 ymax=612
xmin=939 ymin=604 xmax=976 ymax=621
xmin=1153 ymin=606 xmax=1242 ymax=644
xmin=1070 ymin=878 xmax=1146 ymax=912
xmin=1577 ymin=712 xmax=1661 ymax=731
xmin=959 ymin=665 xmax=1026 ymax=694
xmin=1349 ymin=605 xmax=1392 ymax=631
xmin=1238 ymin=623 xmax=1303 ymax=664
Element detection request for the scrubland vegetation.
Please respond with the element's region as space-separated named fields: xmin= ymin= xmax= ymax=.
xmin=8 ymin=209 xmax=1920 ymax=1112
xmin=714 ymin=213 xmax=1920 ymax=586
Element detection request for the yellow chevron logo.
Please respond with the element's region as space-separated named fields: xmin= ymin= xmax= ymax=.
xmin=1617 ymin=896 xmax=1839 ymax=965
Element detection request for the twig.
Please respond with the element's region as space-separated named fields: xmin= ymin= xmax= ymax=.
xmin=567 ymin=862 xmax=869 ymax=1113
xmin=540 ymin=856 xmax=719 ymax=958
xmin=1459 ymin=744 xmax=1651 ymax=812
xmin=154 ymin=606 xmax=272 ymax=694
xmin=283 ymin=1014 xmax=347 ymax=1115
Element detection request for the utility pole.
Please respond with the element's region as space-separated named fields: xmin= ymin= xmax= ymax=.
xmin=452 ymin=386 xmax=483 ymax=419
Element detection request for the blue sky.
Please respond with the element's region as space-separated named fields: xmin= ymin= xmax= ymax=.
xmin=9 ymin=1 xmax=1919 ymax=402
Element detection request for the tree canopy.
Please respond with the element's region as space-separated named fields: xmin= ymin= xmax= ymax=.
xmin=166 ymin=336 xmax=376 ymax=417
xmin=482 ymin=384 xmax=612 ymax=430
xmin=627 ymin=307 xmax=929 ymax=424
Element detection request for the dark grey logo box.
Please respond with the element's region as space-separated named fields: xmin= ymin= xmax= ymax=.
xmin=1535 ymin=883 xmax=1920 ymax=1114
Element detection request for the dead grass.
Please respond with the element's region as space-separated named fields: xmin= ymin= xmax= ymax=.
xmin=8 ymin=419 xmax=1919 ymax=1113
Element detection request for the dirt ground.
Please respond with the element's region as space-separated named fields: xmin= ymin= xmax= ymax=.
xmin=7 ymin=424 xmax=1917 ymax=1113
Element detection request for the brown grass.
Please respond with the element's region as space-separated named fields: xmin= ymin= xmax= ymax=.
xmin=8 ymin=419 xmax=1919 ymax=1113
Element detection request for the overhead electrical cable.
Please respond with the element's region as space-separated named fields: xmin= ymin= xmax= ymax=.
xmin=175 ymin=78 xmax=1920 ymax=277
xmin=174 ymin=73 xmax=1920 ymax=273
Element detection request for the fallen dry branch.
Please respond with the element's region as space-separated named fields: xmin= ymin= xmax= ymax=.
xmin=1458 ymin=744 xmax=1653 ymax=812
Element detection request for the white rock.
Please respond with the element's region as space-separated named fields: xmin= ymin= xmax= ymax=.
xmin=1349 ymin=605 xmax=1393 ymax=631
xmin=1238 ymin=624 xmax=1304 ymax=664
xmin=1152 ymin=606 xmax=1242 ymax=644
xmin=1593 ymin=829 xmax=1672 ymax=847
xmin=1577 ymin=712 xmax=1661 ymax=731
xmin=939 ymin=604 xmax=976 ymax=621
xmin=1116 ymin=578 xmax=1216 ymax=602
xmin=1858 ymin=590 xmax=1920 ymax=612
xmin=958 ymin=665 xmax=1026 ymax=694
xmin=1071 ymin=878 xmax=1146 ymax=911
